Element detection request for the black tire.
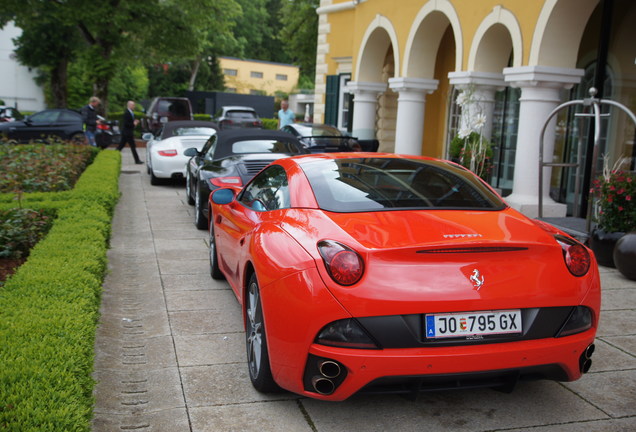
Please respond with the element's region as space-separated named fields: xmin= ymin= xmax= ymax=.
xmin=186 ymin=170 xmax=195 ymax=205
xmin=209 ymin=223 xmax=224 ymax=280
xmin=194 ymin=182 xmax=208 ymax=230
xmin=245 ymin=273 xmax=279 ymax=393
xmin=150 ymin=169 xmax=162 ymax=186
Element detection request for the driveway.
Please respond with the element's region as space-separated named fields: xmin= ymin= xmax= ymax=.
xmin=92 ymin=150 xmax=636 ymax=431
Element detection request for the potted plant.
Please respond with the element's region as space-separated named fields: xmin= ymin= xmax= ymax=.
xmin=589 ymin=159 xmax=636 ymax=269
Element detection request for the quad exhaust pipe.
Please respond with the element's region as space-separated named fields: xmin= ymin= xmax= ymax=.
xmin=579 ymin=343 xmax=595 ymax=373
xmin=311 ymin=360 xmax=343 ymax=395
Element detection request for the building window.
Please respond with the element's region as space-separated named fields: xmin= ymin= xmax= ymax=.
xmin=276 ymin=74 xmax=288 ymax=81
xmin=250 ymin=89 xmax=265 ymax=96
xmin=225 ymin=87 xmax=237 ymax=93
xmin=224 ymin=69 xmax=237 ymax=76
xmin=251 ymin=71 xmax=263 ymax=79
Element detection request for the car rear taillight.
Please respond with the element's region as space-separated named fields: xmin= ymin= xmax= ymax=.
xmin=315 ymin=318 xmax=378 ymax=349
xmin=97 ymin=123 xmax=109 ymax=130
xmin=555 ymin=235 xmax=591 ymax=277
xmin=158 ymin=149 xmax=178 ymax=157
xmin=317 ymin=240 xmax=364 ymax=286
xmin=209 ymin=177 xmax=242 ymax=188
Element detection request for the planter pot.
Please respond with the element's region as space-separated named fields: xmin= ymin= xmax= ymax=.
xmin=589 ymin=229 xmax=625 ymax=268
xmin=613 ymin=232 xmax=636 ymax=280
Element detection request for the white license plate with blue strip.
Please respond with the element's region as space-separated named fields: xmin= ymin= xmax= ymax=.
xmin=425 ymin=310 xmax=522 ymax=339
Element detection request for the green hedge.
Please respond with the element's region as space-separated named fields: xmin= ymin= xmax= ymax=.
xmin=0 ymin=150 xmax=121 ymax=431
xmin=262 ymin=118 xmax=278 ymax=130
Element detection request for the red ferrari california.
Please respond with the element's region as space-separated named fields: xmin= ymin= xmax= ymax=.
xmin=208 ymin=153 xmax=600 ymax=401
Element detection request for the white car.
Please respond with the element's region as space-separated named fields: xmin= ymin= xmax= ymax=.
xmin=144 ymin=120 xmax=217 ymax=185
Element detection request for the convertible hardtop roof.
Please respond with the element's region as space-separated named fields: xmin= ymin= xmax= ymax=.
xmin=214 ymin=128 xmax=303 ymax=158
xmin=162 ymin=120 xmax=218 ymax=137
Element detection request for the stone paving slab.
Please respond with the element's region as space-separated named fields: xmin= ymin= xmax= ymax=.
xmin=92 ymin=150 xmax=636 ymax=431
xmin=189 ymin=401 xmax=314 ymax=432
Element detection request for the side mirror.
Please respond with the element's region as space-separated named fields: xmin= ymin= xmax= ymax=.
xmin=160 ymin=116 xmax=168 ymax=124
xmin=142 ymin=132 xmax=154 ymax=141
xmin=184 ymin=147 xmax=199 ymax=157
xmin=211 ymin=188 xmax=236 ymax=205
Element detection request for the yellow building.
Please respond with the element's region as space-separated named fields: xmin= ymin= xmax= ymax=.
xmin=313 ymin=0 xmax=635 ymax=219
xmin=219 ymin=57 xmax=300 ymax=96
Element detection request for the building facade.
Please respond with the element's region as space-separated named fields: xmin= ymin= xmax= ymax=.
xmin=219 ymin=57 xmax=300 ymax=96
xmin=0 ymin=22 xmax=45 ymax=112
xmin=313 ymin=0 xmax=635 ymax=218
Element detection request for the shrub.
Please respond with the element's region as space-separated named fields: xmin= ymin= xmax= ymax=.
xmin=0 ymin=150 xmax=121 ymax=431
xmin=194 ymin=113 xmax=213 ymax=121
xmin=0 ymin=208 xmax=55 ymax=259
xmin=262 ymin=118 xmax=278 ymax=130
xmin=0 ymin=144 xmax=97 ymax=195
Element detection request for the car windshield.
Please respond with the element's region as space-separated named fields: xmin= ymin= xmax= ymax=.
xmin=174 ymin=127 xmax=216 ymax=136
xmin=300 ymin=157 xmax=505 ymax=212
xmin=232 ymin=139 xmax=302 ymax=154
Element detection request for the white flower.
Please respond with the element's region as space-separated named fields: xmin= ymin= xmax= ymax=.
xmin=472 ymin=113 xmax=487 ymax=131
xmin=458 ymin=126 xmax=472 ymax=139
xmin=456 ymin=91 xmax=469 ymax=107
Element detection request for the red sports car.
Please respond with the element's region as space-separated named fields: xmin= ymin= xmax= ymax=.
xmin=208 ymin=153 xmax=600 ymax=401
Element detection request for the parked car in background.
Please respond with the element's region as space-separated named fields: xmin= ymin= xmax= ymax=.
xmin=144 ymin=120 xmax=218 ymax=185
xmin=0 ymin=108 xmax=86 ymax=143
xmin=207 ymin=152 xmax=600 ymax=400
xmin=281 ymin=122 xmax=363 ymax=153
xmin=0 ymin=106 xmax=24 ymax=122
xmin=142 ymin=97 xmax=193 ymax=134
xmin=183 ymin=128 xmax=307 ymax=229
xmin=214 ymin=106 xmax=263 ymax=130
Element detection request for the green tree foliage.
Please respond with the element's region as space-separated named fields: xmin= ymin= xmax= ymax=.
xmin=279 ymin=0 xmax=319 ymax=82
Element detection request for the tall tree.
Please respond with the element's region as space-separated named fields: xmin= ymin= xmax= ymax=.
xmin=279 ymin=0 xmax=319 ymax=82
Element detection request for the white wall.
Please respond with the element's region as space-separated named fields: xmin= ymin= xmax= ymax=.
xmin=0 ymin=22 xmax=45 ymax=111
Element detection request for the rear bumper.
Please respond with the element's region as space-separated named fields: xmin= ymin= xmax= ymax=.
xmin=296 ymin=330 xmax=596 ymax=400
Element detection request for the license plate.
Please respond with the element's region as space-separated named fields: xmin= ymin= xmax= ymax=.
xmin=425 ymin=310 xmax=521 ymax=339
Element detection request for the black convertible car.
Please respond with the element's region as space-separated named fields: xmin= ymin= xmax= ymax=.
xmin=184 ymin=129 xmax=308 ymax=229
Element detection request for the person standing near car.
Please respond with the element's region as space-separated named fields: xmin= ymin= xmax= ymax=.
xmin=116 ymin=100 xmax=142 ymax=164
xmin=80 ymin=96 xmax=101 ymax=146
xmin=278 ymin=99 xmax=295 ymax=128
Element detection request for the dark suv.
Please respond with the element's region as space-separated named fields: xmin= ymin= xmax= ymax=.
xmin=142 ymin=97 xmax=193 ymax=133
xmin=214 ymin=106 xmax=263 ymax=130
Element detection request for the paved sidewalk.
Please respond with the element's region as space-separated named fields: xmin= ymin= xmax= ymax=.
xmin=92 ymin=149 xmax=636 ymax=431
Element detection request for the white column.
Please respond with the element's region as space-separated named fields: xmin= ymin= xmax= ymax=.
xmin=448 ymin=71 xmax=505 ymax=141
xmin=345 ymin=81 xmax=387 ymax=140
xmin=388 ymin=77 xmax=438 ymax=155
xmin=503 ymin=66 xmax=584 ymax=218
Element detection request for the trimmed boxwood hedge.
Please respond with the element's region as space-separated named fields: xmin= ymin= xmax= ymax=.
xmin=0 ymin=150 xmax=121 ymax=431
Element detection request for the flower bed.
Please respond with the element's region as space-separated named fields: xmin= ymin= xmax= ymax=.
xmin=0 ymin=149 xmax=121 ymax=431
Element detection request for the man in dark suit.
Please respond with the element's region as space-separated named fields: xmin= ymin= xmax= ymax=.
xmin=117 ymin=100 xmax=142 ymax=164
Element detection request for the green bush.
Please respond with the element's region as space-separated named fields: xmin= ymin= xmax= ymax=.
xmin=0 ymin=149 xmax=121 ymax=431
xmin=0 ymin=144 xmax=98 ymax=194
xmin=0 ymin=208 xmax=55 ymax=260
xmin=194 ymin=113 xmax=213 ymax=121
xmin=262 ymin=118 xmax=278 ymax=130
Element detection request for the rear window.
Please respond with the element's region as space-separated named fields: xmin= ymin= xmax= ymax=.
xmin=300 ymin=157 xmax=505 ymax=212
xmin=231 ymin=139 xmax=303 ymax=155
xmin=226 ymin=111 xmax=258 ymax=120
xmin=173 ymin=127 xmax=216 ymax=136
xmin=157 ymin=100 xmax=190 ymax=116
